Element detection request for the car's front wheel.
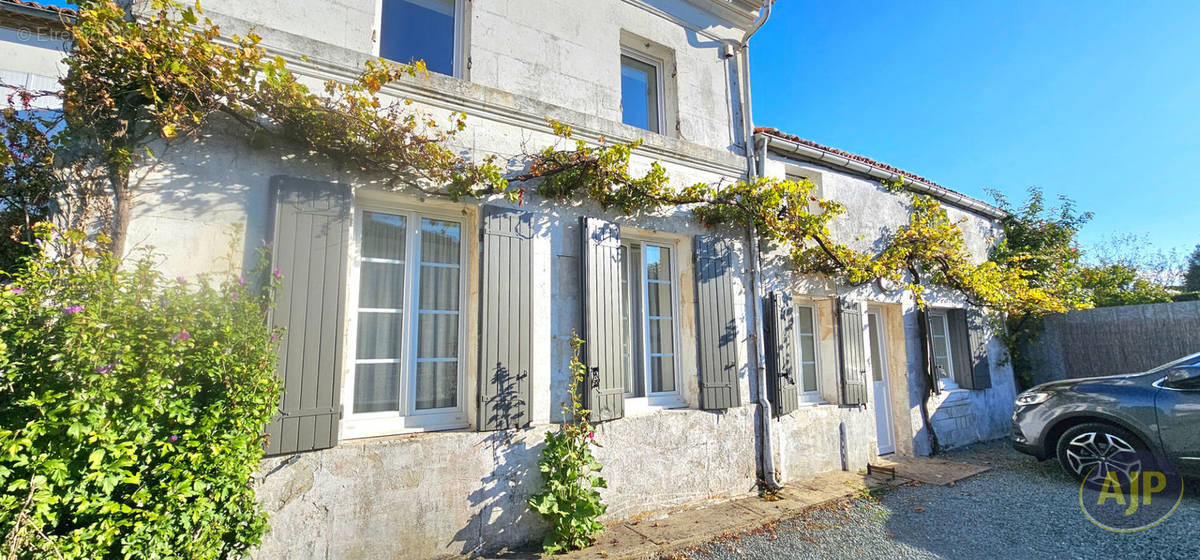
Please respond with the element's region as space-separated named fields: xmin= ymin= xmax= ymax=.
xmin=1055 ymin=422 xmax=1146 ymax=483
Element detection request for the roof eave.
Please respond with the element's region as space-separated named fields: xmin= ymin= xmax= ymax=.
xmin=756 ymin=132 xmax=1007 ymax=220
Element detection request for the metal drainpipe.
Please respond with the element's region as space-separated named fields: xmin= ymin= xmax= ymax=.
xmin=737 ymin=0 xmax=781 ymax=490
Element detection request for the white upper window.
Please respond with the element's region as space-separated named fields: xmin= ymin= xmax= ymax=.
xmin=343 ymin=206 xmax=466 ymax=437
xmin=619 ymin=240 xmax=682 ymax=408
xmin=620 ymin=51 xmax=664 ymax=133
xmin=794 ymin=303 xmax=821 ymax=401
xmin=379 ymin=0 xmax=464 ymax=77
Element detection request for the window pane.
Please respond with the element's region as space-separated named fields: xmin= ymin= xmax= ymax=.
xmin=362 ymin=212 xmax=407 ymax=259
xmin=354 ymin=363 xmax=400 ymax=413
xmin=356 ymin=312 xmax=404 ymax=359
xmin=414 ymin=361 xmax=457 ymax=410
xmin=359 ymin=262 xmax=406 ymax=308
xmin=802 ymin=363 xmax=818 ymax=393
xmin=380 ymin=0 xmax=455 ymax=75
xmin=868 ymin=314 xmax=884 ymax=383
xmin=650 ymin=356 xmax=675 ymax=393
xmin=645 ymin=245 xmax=670 ymax=281
xmin=620 ymin=55 xmax=659 ymax=133
xmin=416 ymin=314 xmax=459 ymax=358
xmin=647 ymin=318 xmax=674 ymax=354
xmin=414 ymin=218 xmax=460 ymax=410
xmin=421 ymin=219 xmax=461 ymax=264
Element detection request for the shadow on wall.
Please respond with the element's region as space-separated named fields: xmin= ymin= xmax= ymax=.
xmin=458 ymin=360 xmax=545 ymax=556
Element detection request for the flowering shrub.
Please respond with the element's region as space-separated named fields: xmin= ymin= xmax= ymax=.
xmin=0 ymin=228 xmax=280 ymax=559
xmin=528 ymin=333 xmax=607 ymax=554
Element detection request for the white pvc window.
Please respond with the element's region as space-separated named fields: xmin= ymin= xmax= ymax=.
xmin=378 ymin=0 xmax=464 ymax=77
xmin=928 ymin=311 xmax=954 ymax=380
xmin=620 ymin=51 xmax=664 ymax=133
xmin=794 ymin=304 xmax=821 ymax=401
xmin=619 ymin=240 xmax=681 ymax=407
xmin=344 ymin=206 xmax=466 ymax=437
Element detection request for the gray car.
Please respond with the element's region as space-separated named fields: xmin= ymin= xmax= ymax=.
xmin=1012 ymin=351 xmax=1200 ymax=480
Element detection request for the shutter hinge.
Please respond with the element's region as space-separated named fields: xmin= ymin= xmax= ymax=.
xmin=467 ymin=56 xmax=472 ymax=71
xmin=338 ymin=404 xmax=344 ymax=420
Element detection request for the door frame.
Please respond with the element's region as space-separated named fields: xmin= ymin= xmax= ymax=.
xmin=867 ymin=309 xmax=896 ymax=455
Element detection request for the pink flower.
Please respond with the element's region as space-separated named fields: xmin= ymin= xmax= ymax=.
xmin=586 ymin=431 xmax=595 ymax=440
xmin=171 ymin=330 xmax=191 ymax=344
xmin=272 ymin=268 xmax=282 ymax=279
xmin=238 ymin=276 xmax=247 ymax=285
xmin=176 ymin=276 xmax=186 ymax=284
xmin=9 ymin=286 xmax=23 ymax=294
xmin=168 ymin=435 xmax=179 ymax=442
xmin=230 ymin=291 xmax=240 ymax=301
xmin=63 ymin=305 xmax=83 ymax=315
xmin=95 ymin=362 xmax=114 ymax=374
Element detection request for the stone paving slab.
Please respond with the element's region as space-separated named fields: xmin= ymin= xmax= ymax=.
xmin=868 ymin=455 xmax=990 ymax=486
xmin=485 ymin=455 xmax=985 ymax=560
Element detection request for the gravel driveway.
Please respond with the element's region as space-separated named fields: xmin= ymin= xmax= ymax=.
xmin=684 ymin=439 xmax=1200 ymax=560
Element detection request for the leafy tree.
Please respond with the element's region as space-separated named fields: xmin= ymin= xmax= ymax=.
xmin=1080 ymin=264 xmax=1172 ymax=307
xmin=1184 ymin=243 xmax=1200 ymax=292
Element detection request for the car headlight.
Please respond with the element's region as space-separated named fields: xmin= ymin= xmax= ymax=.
xmin=1015 ymin=391 xmax=1051 ymax=406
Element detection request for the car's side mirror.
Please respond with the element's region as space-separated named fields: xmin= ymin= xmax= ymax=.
xmin=1164 ymin=366 xmax=1200 ymax=390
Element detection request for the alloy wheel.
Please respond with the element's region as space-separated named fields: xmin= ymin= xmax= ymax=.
xmin=1064 ymin=431 xmax=1141 ymax=483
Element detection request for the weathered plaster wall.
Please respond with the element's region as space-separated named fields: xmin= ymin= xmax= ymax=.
xmin=256 ymin=407 xmax=759 ymax=559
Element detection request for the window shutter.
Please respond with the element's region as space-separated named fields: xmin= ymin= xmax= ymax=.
xmin=580 ymin=217 xmax=624 ymax=422
xmin=838 ymin=298 xmax=868 ymax=406
xmin=264 ymin=176 xmax=350 ymax=456
xmin=694 ymin=235 xmax=742 ymax=410
xmin=947 ymin=308 xmax=974 ymax=389
xmin=763 ymin=292 xmax=799 ymax=416
xmin=477 ymin=206 xmax=535 ymax=431
xmin=960 ymin=307 xmax=994 ymax=390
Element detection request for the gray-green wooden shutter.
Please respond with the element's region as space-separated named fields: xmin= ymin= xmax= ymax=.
xmin=838 ymin=298 xmax=868 ymax=406
xmin=694 ymin=235 xmax=742 ymax=410
xmin=580 ymin=217 xmax=624 ymax=422
xmin=478 ymin=206 xmax=534 ymax=430
xmin=955 ymin=307 xmax=993 ymax=390
xmin=763 ymin=292 xmax=799 ymax=416
xmin=264 ymin=176 xmax=350 ymax=456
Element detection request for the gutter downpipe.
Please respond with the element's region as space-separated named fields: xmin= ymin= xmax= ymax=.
xmin=737 ymin=0 xmax=781 ymax=490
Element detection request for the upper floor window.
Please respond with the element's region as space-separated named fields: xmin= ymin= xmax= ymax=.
xmin=379 ymin=0 xmax=462 ymax=76
xmin=619 ymin=240 xmax=680 ymax=405
xmin=344 ymin=206 xmax=466 ymax=437
xmin=620 ymin=51 xmax=663 ymax=133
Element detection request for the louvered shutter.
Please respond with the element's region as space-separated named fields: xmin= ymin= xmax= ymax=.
xmin=763 ymin=292 xmax=799 ymax=416
xmin=580 ymin=217 xmax=624 ymax=422
xmin=264 ymin=176 xmax=350 ymax=456
xmin=478 ymin=206 xmax=535 ymax=430
xmin=694 ymin=235 xmax=742 ymax=410
xmin=838 ymin=298 xmax=868 ymax=406
xmin=959 ymin=307 xmax=993 ymax=390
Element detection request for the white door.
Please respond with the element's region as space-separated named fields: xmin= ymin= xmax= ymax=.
xmin=867 ymin=311 xmax=895 ymax=455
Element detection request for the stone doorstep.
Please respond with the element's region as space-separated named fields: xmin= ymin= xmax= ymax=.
xmin=540 ymin=470 xmax=908 ymax=560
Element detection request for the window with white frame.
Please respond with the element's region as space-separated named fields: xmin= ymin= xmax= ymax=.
xmin=928 ymin=310 xmax=954 ymax=380
xmin=379 ymin=0 xmax=463 ymax=77
xmin=619 ymin=240 xmax=680 ymax=404
xmin=346 ymin=208 xmax=465 ymax=435
xmin=794 ymin=303 xmax=821 ymax=401
xmin=620 ymin=51 xmax=663 ymax=133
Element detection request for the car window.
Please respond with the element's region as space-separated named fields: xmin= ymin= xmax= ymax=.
xmin=1148 ymin=352 xmax=1200 ymax=373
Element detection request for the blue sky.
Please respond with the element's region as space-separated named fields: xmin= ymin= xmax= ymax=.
xmin=750 ymin=0 xmax=1200 ymax=258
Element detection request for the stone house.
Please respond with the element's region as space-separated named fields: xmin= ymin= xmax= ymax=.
xmin=0 ymin=0 xmax=1016 ymax=558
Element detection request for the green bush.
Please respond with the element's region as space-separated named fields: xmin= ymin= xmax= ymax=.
xmin=0 ymin=228 xmax=280 ymax=559
xmin=528 ymin=333 xmax=606 ymax=554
